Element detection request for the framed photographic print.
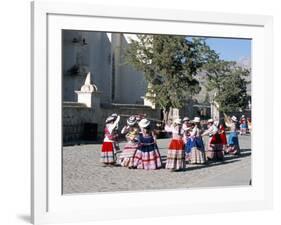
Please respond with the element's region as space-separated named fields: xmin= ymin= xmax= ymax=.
xmin=31 ymin=1 xmax=273 ymax=224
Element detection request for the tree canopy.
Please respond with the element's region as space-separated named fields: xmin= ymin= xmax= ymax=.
xmin=204 ymin=60 xmax=251 ymax=114
xmin=125 ymin=35 xmax=219 ymax=115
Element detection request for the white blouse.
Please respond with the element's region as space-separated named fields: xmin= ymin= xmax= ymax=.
xmin=164 ymin=124 xmax=183 ymax=139
xmin=103 ymin=116 xmax=120 ymax=142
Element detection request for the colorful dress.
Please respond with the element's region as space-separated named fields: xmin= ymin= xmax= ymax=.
xmin=240 ymin=118 xmax=247 ymax=135
xmin=165 ymin=125 xmax=186 ymax=170
xmin=219 ymin=125 xmax=228 ymax=152
xmin=118 ymin=127 xmax=139 ymax=167
xmin=226 ymin=122 xmax=240 ymax=155
xmin=133 ymin=134 xmax=162 ymax=170
xmin=187 ymin=126 xmax=206 ymax=164
xmin=100 ymin=117 xmax=120 ymax=164
xmin=204 ymin=125 xmax=224 ymax=160
xmin=183 ymin=126 xmax=192 ymax=161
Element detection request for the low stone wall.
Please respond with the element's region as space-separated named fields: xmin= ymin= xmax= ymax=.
xmin=63 ymin=102 xmax=161 ymax=145
xmin=63 ymin=102 xmax=96 ymax=144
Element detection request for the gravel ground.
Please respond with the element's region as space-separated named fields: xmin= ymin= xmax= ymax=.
xmin=63 ymin=135 xmax=251 ymax=194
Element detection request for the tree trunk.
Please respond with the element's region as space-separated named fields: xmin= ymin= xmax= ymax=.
xmin=162 ymin=107 xmax=174 ymax=124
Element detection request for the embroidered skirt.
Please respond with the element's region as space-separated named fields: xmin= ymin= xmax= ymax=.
xmin=117 ymin=141 xmax=138 ymax=167
xmin=190 ymin=147 xmax=206 ymax=164
xmin=206 ymin=143 xmax=224 ymax=160
xmin=100 ymin=142 xmax=116 ymax=163
xmin=166 ymin=139 xmax=185 ymax=170
xmin=226 ymin=132 xmax=240 ymax=155
xmin=133 ymin=145 xmax=162 ymax=170
xmin=187 ymin=137 xmax=206 ymax=164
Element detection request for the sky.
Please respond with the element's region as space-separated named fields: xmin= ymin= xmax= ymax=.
xmin=204 ymin=37 xmax=251 ymax=62
xmin=124 ymin=34 xmax=251 ymax=64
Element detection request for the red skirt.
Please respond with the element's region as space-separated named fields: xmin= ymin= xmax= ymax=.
xmin=220 ymin=133 xmax=227 ymax=145
xmin=101 ymin=142 xmax=114 ymax=152
xmin=169 ymin=139 xmax=184 ymax=150
xmin=210 ymin=134 xmax=222 ymax=144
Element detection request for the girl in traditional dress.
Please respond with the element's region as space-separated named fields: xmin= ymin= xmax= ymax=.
xmin=240 ymin=115 xmax=247 ymax=135
xmin=202 ymin=119 xmax=224 ymax=161
xmin=218 ymin=119 xmax=228 ymax=152
xmin=164 ymin=118 xmax=186 ymax=171
xmin=133 ymin=119 xmax=162 ymax=170
xmin=100 ymin=115 xmax=120 ymax=165
xmin=118 ymin=116 xmax=139 ymax=168
xmin=186 ymin=117 xmax=206 ymax=164
xmin=225 ymin=115 xmax=240 ymax=155
xmin=247 ymin=118 xmax=252 ymax=134
xmin=182 ymin=117 xmax=193 ymax=162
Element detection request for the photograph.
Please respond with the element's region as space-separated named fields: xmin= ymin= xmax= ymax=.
xmin=62 ymin=30 xmax=252 ymax=194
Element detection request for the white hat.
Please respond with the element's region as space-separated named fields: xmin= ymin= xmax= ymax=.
xmin=182 ymin=117 xmax=190 ymax=122
xmin=231 ymin=116 xmax=238 ymax=122
xmin=111 ymin=113 xmax=118 ymax=118
xmin=105 ymin=116 xmax=115 ymax=123
xmin=174 ymin=118 xmax=182 ymax=125
xmin=193 ymin=117 xmax=201 ymax=123
xmin=207 ymin=119 xmax=214 ymax=123
xmin=127 ymin=116 xmax=137 ymax=126
xmin=138 ymin=118 xmax=151 ymax=128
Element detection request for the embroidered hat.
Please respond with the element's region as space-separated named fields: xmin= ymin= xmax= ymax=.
xmin=207 ymin=119 xmax=214 ymax=123
xmin=138 ymin=118 xmax=151 ymax=128
xmin=231 ymin=116 xmax=238 ymax=122
xmin=127 ymin=116 xmax=137 ymax=126
xmin=193 ymin=117 xmax=201 ymax=123
xmin=174 ymin=118 xmax=182 ymax=125
xmin=111 ymin=113 xmax=118 ymax=118
xmin=105 ymin=116 xmax=115 ymax=123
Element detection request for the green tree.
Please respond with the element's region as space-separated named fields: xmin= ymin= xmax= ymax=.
xmin=125 ymin=35 xmax=218 ymax=121
xmin=205 ymin=60 xmax=250 ymax=115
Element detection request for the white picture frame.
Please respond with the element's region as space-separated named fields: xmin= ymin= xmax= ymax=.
xmin=31 ymin=1 xmax=273 ymax=224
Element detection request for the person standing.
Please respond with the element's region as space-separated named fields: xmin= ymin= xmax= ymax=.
xmin=225 ymin=115 xmax=240 ymax=155
xmin=218 ymin=119 xmax=228 ymax=153
xmin=182 ymin=117 xmax=193 ymax=162
xmin=247 ymin=117 xmax=252 ymax=134
xmin=133 ymin=119 xmax=162 ymax=170
xmin=240 ymin=115 xmax=247 ymax=135
xmin=202 ymin=118 xmax=224 ymax=161
xmin=187 ymin=117 xmax=206 ymax=164
xmin=100 ymin=115 xmax=120 ymax=166
xmin=164 ymin=118 xmax=186 ymax=171
xmin=118 ymin=116 xmax=139 ymax=168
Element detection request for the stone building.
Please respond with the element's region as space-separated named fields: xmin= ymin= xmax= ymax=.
xmin=62 ymin=31 xmax=161 ymax=144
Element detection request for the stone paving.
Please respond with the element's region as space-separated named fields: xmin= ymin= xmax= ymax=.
xmin=63 ymin=135 xmax=251 ymax=194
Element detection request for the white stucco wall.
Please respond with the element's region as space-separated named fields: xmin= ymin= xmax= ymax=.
xmin=117 ymin=35 xmax=147 ymax=104
xmin=63 ymin=31 xmax=147 ymax=105
xmin=63 ymin=30 xmax=112 ymax=103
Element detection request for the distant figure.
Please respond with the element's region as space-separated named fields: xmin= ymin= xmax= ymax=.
xmin=132 ymin=119 xmax=162 ymax=170
xmin=182 ymin=117 xmax=193 ymax=161
xmin=100 ymin=115 xmax=120 ymax=166
xmin=240 ymin=115 xmax=247 ymax=135
xmin=225 ymin=115 xmax=240 ymax=155
xmin=247 ymin=118 xmax=252 ymax=134
xmin=218 ymin=119 xmax=228 ymax=152
xmin=164 ymin=118 xmax=186 ymax=171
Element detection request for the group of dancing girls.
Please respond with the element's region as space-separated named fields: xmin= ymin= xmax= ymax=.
xmin=100 ymin=113 xmax=241 ymax=171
